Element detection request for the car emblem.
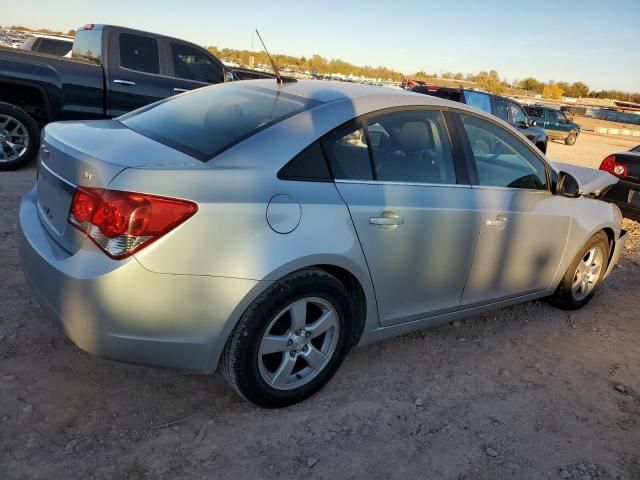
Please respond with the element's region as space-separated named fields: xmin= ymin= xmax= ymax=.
xmin=83 ymin=171 xmax=93 ymax=181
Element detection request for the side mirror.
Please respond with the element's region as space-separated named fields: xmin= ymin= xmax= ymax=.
xmin=530 ymin=119 xmax=537 ymax=126
xmin=225 ymin=71 xmax=235 ymax=82
xmin=557 ymin=171 xmax=582 ymax=198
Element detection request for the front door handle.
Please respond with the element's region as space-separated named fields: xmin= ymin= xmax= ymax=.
xmin=370 ymin=212 xmax=404 ymax=229
xmin=486 ymin=214 xmax=509 ymax=229
xmin=113 ymin=79 xmax=136 ymax=86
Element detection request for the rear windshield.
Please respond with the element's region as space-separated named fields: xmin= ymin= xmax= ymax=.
xmin=121 ymin=83 xmax=319 ymax=161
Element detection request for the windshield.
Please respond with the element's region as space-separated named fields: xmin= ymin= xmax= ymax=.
xmin=121 ymin=83 xmax=319 ymax=161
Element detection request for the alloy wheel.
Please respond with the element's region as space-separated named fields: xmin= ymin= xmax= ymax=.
xmin=258 ymin=297 xmax=340 ymax=391
xmin=0 ymin=114 xmax=29 ymax=163
xmin=572 ymin=246 xmax=604 ymax=301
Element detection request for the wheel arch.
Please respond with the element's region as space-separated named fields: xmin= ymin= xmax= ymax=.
xmin=0 ymin=79 xmax=52 ymax=127
xmin=208 ymin=258 xmax=377 ymax=372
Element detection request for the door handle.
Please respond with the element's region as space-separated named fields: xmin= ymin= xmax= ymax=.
xmin=486 ymin=214 xmax=509 ymax=228
xmin=173 ymin=87 xmax=190 ymax=93
xmin=370 ymin=212 xmax=404 ymax=228
xmin=113 ymin=79 xmax=136 ymax=86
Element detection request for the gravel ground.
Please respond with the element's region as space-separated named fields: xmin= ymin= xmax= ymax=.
xmin=1 ymin=132 xmax=639 ymax=480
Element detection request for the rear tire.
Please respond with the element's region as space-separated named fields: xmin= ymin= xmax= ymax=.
xmin=221 ymin=269 xmax=353 ymax=408
xmin=549 ymin=232 xmax=609 ymax=310
xmin=565 ymin=132 xmax=577 ymax=146
xmin=0 ymin=102 xmax=39 ymax=171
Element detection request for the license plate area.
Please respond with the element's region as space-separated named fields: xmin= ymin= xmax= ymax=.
xmin=36 ymin=160 xmax=75 ymax=236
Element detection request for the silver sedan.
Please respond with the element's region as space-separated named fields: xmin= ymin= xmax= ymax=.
xmin=18 ymin=80 xmax=627 ymax=407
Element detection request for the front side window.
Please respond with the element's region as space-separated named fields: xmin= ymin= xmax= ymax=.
xmin=460 ymin=114 xmax=548 ymax=190
xmin=557 ymin=111 xmax=568 ymax=123
xmin=547 ymin=110 xmax=559 ymax=123
xmin=119 ymin=33 xmax=159 ymax=74
xmin=171 ymin=43 xmax=223 ymax=83
xmin=509 ymin=103 xmax=527 ymax=124
xmin=524 ymin=106 xmax=544 ymax=118
xmin=121 ymin=84 xmax=318 ymax=161
xmin=366 ymin=110 xmax=455 ymax=184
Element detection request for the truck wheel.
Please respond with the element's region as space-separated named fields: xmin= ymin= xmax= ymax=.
xmin=0 ymin=102 xmax=39 ymax=171
xmin=565 ymin=132 xmax=577 ymax=146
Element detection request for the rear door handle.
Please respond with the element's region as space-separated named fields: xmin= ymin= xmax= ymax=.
xmin=173 ymin=87 xmax=190 ymax=93
xmin=486 ymin=214 xmax=509 ymax=228
xmin=113 ymin=79 xmax=136 ymax=86
xmin=370 ymin=212 xmax=404 ymax=228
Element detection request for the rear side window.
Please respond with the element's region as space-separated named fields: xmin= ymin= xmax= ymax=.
xmin=322 ymin=123 xmax=373 ymax=180
xmin=72 ymin=29 xmax=102 ymax=64
xmin=524 ymin=106 xmax=544 ymax=118
xmin=171 ymin=43 xmax=223 ymax=83
xmin=121 ymin=84 xmax=319 ymax=161
xmin=120 ymin=33 xmax=159 ymax=74
xmin=279 ymin=142 xmax=331 ymax=182
xmin=492 ymin=97 xmax=509 ymax=122
xmin=366 ymin=110 xmax=455 ymax=184
xmin=464 ymin=91 xmax=491 ymax=113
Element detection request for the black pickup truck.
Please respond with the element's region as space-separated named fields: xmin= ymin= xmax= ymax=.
xmin=0 ymin=24 xmax=274 ymax=170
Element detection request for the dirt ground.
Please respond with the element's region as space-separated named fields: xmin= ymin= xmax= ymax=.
xmin=1 ymin=132 xmax=639 ymax=480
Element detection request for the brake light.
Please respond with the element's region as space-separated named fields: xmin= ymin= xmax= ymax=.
xmin=599 ymin=155 xmax=628 ymax=178
xmin=68 ymin=187 xmax=197 ymax=259
xmin=83 ymin=24 xmax=95 ymax=30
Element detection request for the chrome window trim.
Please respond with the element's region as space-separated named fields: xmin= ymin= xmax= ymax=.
xmin=334 ymin=179 xmax=472 ymax=189
xmin=470 ymin=185 xmax=552 ymax=194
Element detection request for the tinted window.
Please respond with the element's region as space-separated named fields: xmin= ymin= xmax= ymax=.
xmin=366 ymin=110 xmax=455 ymax=184
xmin=119 ymin=33 xmax=159 ymax=74
xmin=460 ymin=114 xmax=547 ymax=190
xmin=413 ymin=87 xmax=462 ymax=102
xmin=547 ymin=110 xmax=558 ymax=122
xmin=122 ymin=84 xmax=318 ymax=161
xmin=464 ymin=91 xmax=491 ymax=113
xmin=72 ymin=29 xmax=102 ymax=64
xmin=509 ymin=103 xmax=527 ymax=124
xmin=37 ymin=38 xmax=72 ymax=56
xmin=524 ymin=106 xmax=544 ymax=118
xmin=279 ymin=142 xmax=331 ymax=181
xmin=492 ymin=97 xmax=509 ymax=122
xmin=557 ymin=111 xmax=568 ymax=123
xmin=171 ymin=43 xmax=223 ymax=83
xmin=322 ymin=123 xmax=373 ymax=180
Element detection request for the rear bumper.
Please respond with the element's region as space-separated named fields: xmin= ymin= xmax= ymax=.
xmin=603 ymin=229 xmax=628 ymax=279
xmin=603 ymin=181 xmax=640 ymax=222
xmin=18 ymin=186 xmax=262 ymax=372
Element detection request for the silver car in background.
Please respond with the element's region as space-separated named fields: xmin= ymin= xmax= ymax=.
xmin=18 ymin=80 xmax=627 ymax=407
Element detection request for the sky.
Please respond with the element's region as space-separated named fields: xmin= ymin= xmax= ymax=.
xmin=3 ymin=0 xmax=640 ymax=91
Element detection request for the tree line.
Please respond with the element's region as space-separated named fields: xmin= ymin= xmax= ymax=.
xmin=6 ymin=25 xmax=75 ymax=36
xmin=415 ymin=70 xmax=640 ymax=103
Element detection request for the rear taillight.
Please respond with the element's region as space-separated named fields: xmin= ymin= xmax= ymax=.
xmin=68 ymin=187 xmax=197 ymax=259
xmin=599 ymin=155 xmax=628 ymax=178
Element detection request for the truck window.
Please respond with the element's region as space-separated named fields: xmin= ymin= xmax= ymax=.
xmin=508 ymin=102 xmax=527 ymax=124
xmin=524 ymin=106 xmax=543 ymax=118
xmin=464 ymin=91 xmax=491 ymax=114
xmin=72 ymin=29 xmax=102 ymax=64
xmin=170 ymin=43 xmax=223 ymax=83
xmin=120 ymin=33 xmax=159 ymax=74
xmin=492 ymin=97 xmax=509 ymax=122
xmin=37 ymin=38 xmax=72 ymax=56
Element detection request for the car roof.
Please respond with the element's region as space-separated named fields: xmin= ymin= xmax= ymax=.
xmin=238 ymin=79 xmax=454 ymax=106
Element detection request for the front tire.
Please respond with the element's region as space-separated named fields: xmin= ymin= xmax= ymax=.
xmin=0 ymin=102 xmax=39 ymax=171
xmin=565 ymin=132 xmax=577 ymax=146
xmin=550 ymin=232 xmax=609 ymax=310
xmin=221 ymin=269 xmax=354 ymax=407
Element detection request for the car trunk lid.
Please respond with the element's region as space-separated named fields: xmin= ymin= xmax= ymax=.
xmin=36 ymin=119 xmax=200 ymax=253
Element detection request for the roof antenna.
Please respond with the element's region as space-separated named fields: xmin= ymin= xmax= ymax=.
xmin=255 ymin=29 xmax=296 ymax=84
